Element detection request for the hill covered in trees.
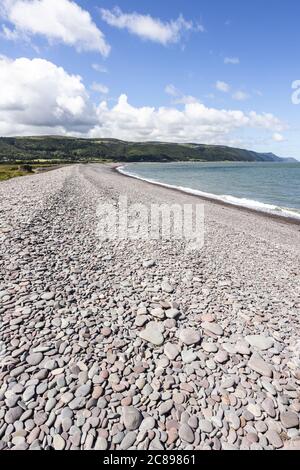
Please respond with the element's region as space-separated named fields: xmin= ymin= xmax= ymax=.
xmin=0 ymin=136 xmax=295 ymax=164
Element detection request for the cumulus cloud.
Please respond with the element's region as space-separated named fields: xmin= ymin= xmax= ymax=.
xmin=100 ymin=7 xmax=203 ymax=45
xmin=216 ymin=81 xmax=230 ymax=93
xmin=0 ymin=56 xmax=285 ymax=145
xmin=90 ymin=94 xmax=284 ymax=144
xmin=0 ymin=56 xmax=96 ymax=136
xmin=224 ymin=57 xmax=240 ymax=64
xmin=1 ymin=0 xmax=110 ymax=56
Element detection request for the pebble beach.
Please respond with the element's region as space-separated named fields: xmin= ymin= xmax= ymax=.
xmin=0 ymin=163 xmax=300 ymax=450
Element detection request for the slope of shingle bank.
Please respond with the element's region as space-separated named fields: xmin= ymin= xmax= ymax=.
xmin=0 ymin=163 xmax=299 ymax=450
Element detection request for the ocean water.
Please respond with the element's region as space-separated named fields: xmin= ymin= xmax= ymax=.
xmin=118 ymin=161 xmax=300 ymax=220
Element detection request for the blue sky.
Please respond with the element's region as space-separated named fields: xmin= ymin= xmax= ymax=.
xmin=0 ymin=0 xmax=299 ymax=159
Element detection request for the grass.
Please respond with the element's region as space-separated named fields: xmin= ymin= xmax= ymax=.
xmin=0 ymin=160 xmax=113 ymax=182
xmin=0 ymin=163 xmax=63 ymax=182
xmin=0 ymin=164 xmax=31 ymax=181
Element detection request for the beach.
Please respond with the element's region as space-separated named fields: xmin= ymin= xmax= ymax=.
xmin=0 ymin=163 xmax=299 ymax=450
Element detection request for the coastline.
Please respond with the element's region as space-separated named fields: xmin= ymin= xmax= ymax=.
xmin=112 ymin=163 xmax=300 ymax=227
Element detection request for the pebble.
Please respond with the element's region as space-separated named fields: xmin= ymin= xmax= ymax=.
xmin=248 ymin=354 xmax=273 ymax=377
xmin=120 ymin=431 xmax=137 ymax=450
xmin=26 ymin=352 xmax=43 ymax=366
xmin=140 ymin=322 xmax=164 ymax=346
xmin=122 ymin=407 xmax=143 ymax=431
xmin=179 ymin=424 xmax=194 ymax=443
xmin=280 ymin=411 xmax=299 ymax=429
xmin=201 ymin=322 xmax=224 ymax=336
xmin=198 ymin=419 xmax=213 ymax=434
xmin=266 ymin=430 xmax=283 ymax=448
xmin=181 ymin=350 xmax=197 ymax=363
xmin=179 ymin=328 xmax=201 ymax=345
xmin=53 ymin=435 xmax=65 ymax=450
xmin=164 ymin=342 xmax=179 ymax=360
xmin=245 ymin=335 xmax=274 ymax=351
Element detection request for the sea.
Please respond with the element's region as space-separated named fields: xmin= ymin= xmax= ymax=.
xmin=118 ymin=161 xmax=300 ymax=220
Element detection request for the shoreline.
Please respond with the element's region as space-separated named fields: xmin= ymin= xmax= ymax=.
xmin=113 ymin=163 xmax=300 ymax=227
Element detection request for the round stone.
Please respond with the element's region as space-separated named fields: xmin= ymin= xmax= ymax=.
xmin=179 ymin=328 xmax=201 ymax=346
xmin=139 ymin=322 xmax=164 ymax=346
xmin=122 ymin=406 xmax=143 ymax=431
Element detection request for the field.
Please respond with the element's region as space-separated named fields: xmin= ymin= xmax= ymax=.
xmin=0 ymin=163 xmax=62 ymax=182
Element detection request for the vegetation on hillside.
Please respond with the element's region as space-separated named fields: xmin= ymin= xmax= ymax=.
xmin=0 ymin=136 xmax=293 ymax=164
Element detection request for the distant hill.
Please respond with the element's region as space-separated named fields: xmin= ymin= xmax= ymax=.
xmin=0 ymin=136 xmax=297 ymax=164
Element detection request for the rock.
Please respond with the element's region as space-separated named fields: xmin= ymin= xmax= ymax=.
xmin=202 ymin=342 xmax=218 ymax=353
xmin=41 ymin=292 xmax=55 ymax=300
xmin=75 ymin=383 xmax=92 ymax=397
xmin=167 ymin=428 xmax=178 ymax=445
xmin=245 ymin=335 xmax=274 ymax=351
xmin=235 ymin=340 xmax=251 ymax=355
xmin=179 ymin=328 xmax=201 ymax=345
xmin=122 ymin=406 xmax=143 ymax=431
xmin=201 ymin=313 xmax=215 ymax=322
xmin=247 ymin=403 xmax=261 ymax=418
xmin=53 ymin=435 xmax=65 ymax=450
xmin=5 ymin=406 xmax=23 ymax=424
xmin=181 ymin=350 xmax=197 ymax=363
xmin=150 ymin=308 xmax=165 ymax=319
xmin=139 ymin=322 xmax=164 ymax=346
xmin=164 ymin=342 xmax=179 ymax=360
xmin=23 ymin=386 xmax=36 ymax=402
xmin=26 ymin=352 xmax=43 ymax=366
xmin=161 ymin=281 xmax=174 ymax=293
xmin=201 ymin=321 xmax=224 ymax=336
xmin=262 ymin=398 xmax=275 ymax=417
xmin=266 ymin=430 xmax=283 ymax=448
xmin=120 ymin=431 xmax=137 ymax=450
xmin=135 ymin=315 xmax=148 ymax=327
xmin=221 ymin=377 xmax=235 ymax=389
xmin=248 ymin=354 xmax=273 ymax=378
xmin=140 ymin=417 xmax=155 ymax=432
xmin=158 ymin=400 xmax=174 ymax=416
xmin=179 ymin=424 xmax=194 ymax=443
xmin=101 ymin=327 xmax=111 ymax=337
xmin=95 ymin=437 xmax=108 ymax=450
xmin=280 ymin=411 xmax=299 ymax=429
xmin=165 ymin=308 xmax=180 ymax=319
xmin=215 ymin=350 xmax=229 ymax=363
xmin=283 ymin=439 xmax=300 ymax=450
xmin=198 ymin=419 xmax=213 ymax=434
xmin=143 ymin=260 xmax=155 ymax=268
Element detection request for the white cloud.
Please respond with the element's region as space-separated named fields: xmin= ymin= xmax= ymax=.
xmin=0 ymin=56 xmax=95 ymax=136
xmin=224 ymin=57 xmax=240 ymax=64
xmin=0 ymin=56 xmax=285 ymax=146
xmin=232 ymin=90 xmax=250 ymax=101
xmin=92 ymin=63 xmax=108 ymax=73
xmin=100 ymin=7 xmax=203 ymax=45
xmin=272 ymin=132 xmax=285 ymax=142
xmin=1 ymin=0 xmax=110 ymax=56
xmin=91 ymin=82 xmax=109 ymax=94
xmin=165 ymin=84 xmax=179 ymax=97
xmin=91 ymin=94 xmax=284 ymax=144
xmin=216 ymin=81 xmax=230 ymax=93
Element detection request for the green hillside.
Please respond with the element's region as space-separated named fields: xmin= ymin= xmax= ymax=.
xmin=0 ymin=136 xmax=294 ymax=164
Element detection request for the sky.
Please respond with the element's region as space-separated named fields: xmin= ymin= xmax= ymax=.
xmin=0 ymin=0 xmax=299 ymax=159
